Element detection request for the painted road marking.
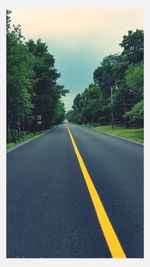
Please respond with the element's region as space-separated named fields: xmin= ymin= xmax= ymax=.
xmin=67 ymin=127 xmax=126 ymax=258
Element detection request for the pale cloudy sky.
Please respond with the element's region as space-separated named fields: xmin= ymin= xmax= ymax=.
xmin=11 ymin=9 xmax=144 ymax=111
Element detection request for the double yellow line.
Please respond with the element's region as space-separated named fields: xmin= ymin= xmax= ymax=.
xmin=67 ymin=127 xmax=126 ymax=258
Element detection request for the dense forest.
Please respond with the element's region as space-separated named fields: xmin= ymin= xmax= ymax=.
xmin=7 ymin=10 xmax=68 ymax=143
xmin=66 ymin=29 xmax=144 ymax=128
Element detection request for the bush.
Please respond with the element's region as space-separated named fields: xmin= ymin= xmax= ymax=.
xmin=7 ymin=129 xmax=19 ymax=143
xmin=123 ymin=100 xmax=144 ymax=127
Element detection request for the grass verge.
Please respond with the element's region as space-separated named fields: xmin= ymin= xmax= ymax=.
xmin=7 ymin=129 xmax=49 ymax=150
xmin=93 ymin=125 xmax=144 ymax=143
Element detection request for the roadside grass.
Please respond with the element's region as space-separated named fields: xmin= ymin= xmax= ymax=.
xmin=7 ymin=129 xmax=49 ymax=150
xmin=93 ymin=125 xmax=144 ymax=143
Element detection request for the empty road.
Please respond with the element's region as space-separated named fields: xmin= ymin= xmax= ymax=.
xmin=7 ymin=122 xmax=144 ymax=258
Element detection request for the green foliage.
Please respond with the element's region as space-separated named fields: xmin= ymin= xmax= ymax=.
xmin=120 ymin=30 xmax=144 ymax=64
xmin=6 ymin=10 xmax=12 ymax=33
xmin=7 ymin=20 xmax=34 ymax=138
xmin=71 ymin=93 xmax=83 ymax=123
xmin=93 ymin=125 xmax=143 ymax=143
xmin=69 ymin=29 xmax=144 ymax=128
xmin=93 ymin=54 xmax=122 ymax=101
xmin=123 ymin=100 xmax=144 ymax=127
xmin=80 ymin=84 xmax=103 ymax=123
xmin=7 ymin=129 xmax=48 ymax=149
xmin=125 ymin=62 xmax=143 ymax=98
xmin=7 ymin=11 xmax=68 ymax=143
xmin=113 ymin=80 xmax=138 ymax=123
xmin=113 ymin=61 xmax=143 ymax=126
xmin=26 ymin=38 xmax=68 ymax=129
xmin=53 ymin=101 xmax=65 ymax=124
xmin=68 ymin=84 xmax=103 ymax=124
xmin=65 ymin=110 xmax=75 ymax=122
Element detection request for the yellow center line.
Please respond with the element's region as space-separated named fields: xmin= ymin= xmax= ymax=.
xmin=67 ymin=127 xmax=126 ymax=258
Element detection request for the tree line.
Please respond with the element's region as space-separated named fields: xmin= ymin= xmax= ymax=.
xmin=66 ymin=29 xmax=144 ymax=128
xmin=7 ymin=10 xmax=68 ymax=143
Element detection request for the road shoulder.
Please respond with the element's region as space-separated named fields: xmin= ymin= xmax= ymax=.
xmin=80 ymin=124 xmax=144 ymax=146
xmin=7 ymin=126 xmax=58 ymax=153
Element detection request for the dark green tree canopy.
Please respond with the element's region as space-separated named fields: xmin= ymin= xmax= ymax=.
xmin=7 ymin=11 xmax=68 ymax=142
xmin=120 ymin=29 xmax=144 ymax=64
xmin=69 ymin=29 xmax=144 ymax=127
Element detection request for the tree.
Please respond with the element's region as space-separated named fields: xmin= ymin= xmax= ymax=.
xmin=65 ymin=110 xmax=75 ymax=122
xmin=123 ymin=100 xmax=144 ymax=127
xmin=113 ymin=61 xmax=144 ymax=127
xmin=53 ymin=100 xmax=65 ymax=124
xmin=70 ymin=84 xmax=103 ymax=124
xmin=80 ymin=84 xmax=103 ymax=123
xmin=93 ymin=54 xmax=125 ymax=101
xmin=113 ymin=81 xmax=134 ymax=126
xmin=92 ymin=29 xmax=144 ymax=127
xmin=125 ymin=62 xmax=143 ymax=100
xmin=26 ymin=39 xmax=68 ymax=129
xmin=71 ymin=93 xmax=82 ymax=123
xmin=120 ymin=30 xmax=144 ymax=64
xmin=7 ymin=11 xmax=68 ymax=142
xmin=7 ymin=11 xmax=34 ymax=141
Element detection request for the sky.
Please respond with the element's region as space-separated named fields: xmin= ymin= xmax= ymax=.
xmin=11 ymin=9 xmax=144 ymax=111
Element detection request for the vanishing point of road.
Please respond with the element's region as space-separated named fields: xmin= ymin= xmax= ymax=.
xmin=7 ymin=122 xmax=143 ymax=258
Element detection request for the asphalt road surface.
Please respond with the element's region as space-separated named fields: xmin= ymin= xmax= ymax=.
xmin=7 ymin=122 xmax=144 ymax=258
